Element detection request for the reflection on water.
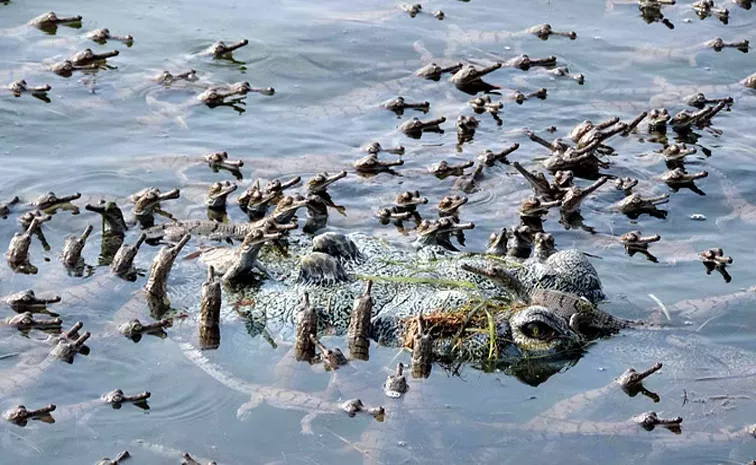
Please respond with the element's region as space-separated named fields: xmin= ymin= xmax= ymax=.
xmin=2 ymin=0 xmax=756 ymax=462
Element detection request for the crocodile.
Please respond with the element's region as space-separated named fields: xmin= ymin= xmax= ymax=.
xmin=95 ymin=451 xmax=131 ymax=465
xmin=145 ymin=79 xmax=275 ymax=122
xmin=87 ymin=28 xmax=134 ymax=46
xmin=61 ymin=224 xmax=94 ymax=274
xmin=6 ymin=80 xmax=51 ymax=101
xmin=27 ymin=11 xmax=82 ymax=33
xmin=142 ymin=194 xmax=308 ymax=243
xmin=6 ymin=216 xmax=49 ymax=274
xmin=2 ymin=312 xmax=62 ymax=333
xmin=0 ymin=290 xmax=61 ymax=314
xmin=201 ymin=39 xmax=249 ymax=58
xmin=37 ymin=389 xmax=151 ymax=427
xmin=190 ymin=224 xmax=623 ymax=365
xmin=2 ymin=403 xmax=56 ymax=426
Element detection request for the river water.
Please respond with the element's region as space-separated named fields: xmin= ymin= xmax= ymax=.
xmin=2 ymin=0 xmax=756 ymax=463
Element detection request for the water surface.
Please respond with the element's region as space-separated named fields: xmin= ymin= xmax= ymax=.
xmin=2 ymin=0 xmax=756 ymax=463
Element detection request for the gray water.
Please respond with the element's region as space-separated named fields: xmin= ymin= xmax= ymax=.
xmin=2 ymin=0 xmax=756 ymax=463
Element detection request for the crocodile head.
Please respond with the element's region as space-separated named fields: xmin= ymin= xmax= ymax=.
xmin=206 ymin=181 xmax=238 ymax=209
xmin=87 ymin=28 xmax=134 ymax=45
xmin=269 ymin=194 xmax=309 ymax=224
xmin=486 ymin=227 xmax=508 ymax=256
xmin=30 ymin=191 xmax=81 ymax=211
xmin=306 ymin=171 xmax=347 ymax=194
xmin=28 ymin=11 xmax=82 ymax=32
xmin=131 ymin=187 xmax=180 ymax=217
xmin=509 ymin=305 xmax=583 ymax=357
xmin=2 ymin=290 xmax=61 ymax=311
xmin=519 ymin=196 xmax=560 ymax=217
xmin=144 ymin=235 xmax=190 ymax=300
xmin=205 ymin=39 xmax=249 ymax=57
xmin=647 ymin=108 xmax=671 ymax=129
xmin=449 ymin=63 xmax=502 ymax=86
xmin=205 ymin=151 xmax=243 ymax=172
xmin=414 ymin=217 xmax=475 ymax=251
xmin=460 ymin=263 xmax=527 ymax=299
xmin=533 ymin=232 xmax=556 ymax=261
xmin=437 ymin=195 xmax=468 ymax=217
xmin=394 ymin=190 xmax=428 ymax=212
xmin=7 ymin=217 xmax=48 ymax=274
xmin=111 ymin=234 xmax=146 ymax=279
xmin=61 ymin=224 xmax=94 ymax=269
xmin=68 ymin=48 xmax=119 ymax=66
xmin=85 ymin=201 xmax=128 ymax=235
xmin=614 ymin=193 xmax=669 ymax=219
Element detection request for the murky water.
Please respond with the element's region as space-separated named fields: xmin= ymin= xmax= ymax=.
xmin=2 ymin=0 xmax=756 ymax=463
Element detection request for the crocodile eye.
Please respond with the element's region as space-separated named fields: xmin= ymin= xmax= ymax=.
xmin=521 ymin=321 xmax=557 ymax=341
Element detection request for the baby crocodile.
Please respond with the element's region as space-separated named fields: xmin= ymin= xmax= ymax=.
xmin=27 ymin=12 xmax=82 ymax=33
xmin=61 ymin=224 xmax=94 ymax=271
xmin=202 ymin=39 xmax=249 ymax=58
xmin=87 ymin=28 xmax=133 ymax=45
xmin=143 ymin=196 xmax=305 ymax=242
xmin=2 ymin=404 xmax=56 ymax=427
xmin=7 ymin=216 xmax=49 ymax=274
xmin=2 ymin=312 xmax=62 ymax=332
xmin=29 ymin=191 xmax=81 ymax=212
xmin=95 ymin=451 xmax=130 ymax=465
xmin=0 ymin=290 xmax=61 ymax=313
xmin=6 ymin=79 xmax=51 ymax=99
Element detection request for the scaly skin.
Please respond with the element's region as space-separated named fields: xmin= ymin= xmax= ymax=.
xmin=196 ymin=230 xmax=591 ymax=362
xmin=143 ymin=209 xmax=303 ymax=243
xmin=462 ymin=232 xmax=606 ymax=305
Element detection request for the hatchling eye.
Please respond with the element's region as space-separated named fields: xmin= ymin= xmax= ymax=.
xmin=521 ymin=321 xmax=557 ymax=341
